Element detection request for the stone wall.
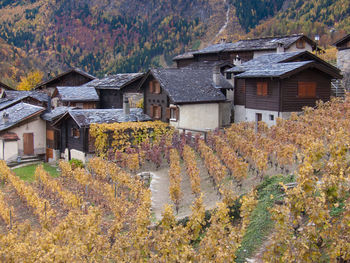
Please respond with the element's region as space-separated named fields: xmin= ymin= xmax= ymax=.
xmin=337 ymin=49 xmax=350 ymax=89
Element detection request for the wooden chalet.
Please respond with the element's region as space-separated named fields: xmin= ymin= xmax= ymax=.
xmin=35 ymin=68 xmax=95 ymax=96
xmin=333 ymin=34 xmax=350 ymax=89
xmin=173 ymin=34 xmax=318 ymax=68
xmin=52 ymin=106 xmax=151 ymax=163
xmin=88 ymin=73 xmax=145 ymax=109
xmin=225 ymin=51 xmax=342 ymax=126
xmin=0 ymin=90 xmax=50 ymax=111
xmin=138 ymin=68 xmax=232 ymax=131
xmin=52 ymin=85 xmax=99 ymax=109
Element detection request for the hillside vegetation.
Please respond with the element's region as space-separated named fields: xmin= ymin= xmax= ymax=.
xmin=0 ymin=0 xmax=349 ymax=85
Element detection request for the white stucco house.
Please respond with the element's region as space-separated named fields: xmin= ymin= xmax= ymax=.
xmin=0 ymin=102 xmax=46 ymax=162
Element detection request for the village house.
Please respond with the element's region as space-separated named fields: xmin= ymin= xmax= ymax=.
xmin=333 ymin=33 xmax=350 ymax=89
xmin=88 ymin=73 xmax=145 ymax=109
xmin=51 ymin=85 xmax=99 ymax=109
xmin=52 ymin=104 xmax=151 ymax=163
xmin=35 ymin=68 xmax=95 ymax=96
xmin=173 ymin=34 xmax=318 ymax=68
xmin=0 ymin=102 xmax=46 ymax=162
xmin=0 ymin=81 xmax=14 ymax=96
xmin=138 ymin=68 xmax=232 ymax=131
xmin=225 ymin=51 xmax=342 ymax=126
xmin=0 ymin=90 xmax=50 ymax=110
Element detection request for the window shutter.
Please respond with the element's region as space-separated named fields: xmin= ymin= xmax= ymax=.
xmin=175 ymin=107 xmax=179 ymax=121
xmin=154 ymin=82 xmax=161 ymax=94
xmin=158 ymin=106 xmax=162 ymax=119
xmin=166 ymin=107 xmax=171 ymax=119
xmin=262 ymin=82 xmax=268 ymax=96
xmin=298 ymin=82 xmax=316 ymax=98
xmin=149 ymin=81 xmax=154 ymax=93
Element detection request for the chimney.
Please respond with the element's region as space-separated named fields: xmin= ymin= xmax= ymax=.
xmin=220 ymin=38 xmax=226 ymax=44
xmin=277 ymin=42 xmax=284 ymax=53
xmin=212 ymin=66 xmax=221 ymax=86
xmin=123 ymin=97 xmax=130 ymax=114
xmin=233 ymin=55 xmax=241 ymax=66
xmin=3 ymin=112 xmax=9 ymax=123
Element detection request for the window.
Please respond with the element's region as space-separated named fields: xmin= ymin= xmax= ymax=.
xmin=298 ymin=82 xmax=316 ymax=98
xmin=296 ymin=39 xmax=305 ymax=49
xmin=269 ymin=115 xmax=274 ymax=121
xmin=226 ymin=72 xmax=232 ymax=80
xmin=72 ymin=127 xmax=80 ymax=138
xmin=149 ymin=80 xmax=161 ymax=94
xmin=166 ymin=106 xmax=179 ymax=121
xmin=257 ymin=82 xmax=268 ymax=96
xmin=151 ymin=105 xmax=162 ymax=119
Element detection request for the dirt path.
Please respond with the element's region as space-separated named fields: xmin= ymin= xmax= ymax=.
xmin=148 ymin=155 xmax=221 ymax=221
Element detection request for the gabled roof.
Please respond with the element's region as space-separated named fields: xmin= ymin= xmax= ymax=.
xmin=0 ymin=102 xmax=45 ymax=132
xmin=56 ymin=85 xmax=99 ymax=102
xmin=54 ymin=108 xmax=151 ymax=128
xmin=41 ymin=106 xmax=74 ymax=122
xmin=5 ymin=90 xmax=49 ymax=103
xmin=174 ymin=34 xmax=317 ymax=60
xmin=182 ymin=61 xmax=234 ymax=70
xmin=0 ymin=82 xmax=14 ymax=90
xmin=35 ymin=68 xmax=95 ymax=89
xmin=235 ymin=61 xmax=342 ymax=79
xmin=333 ymin=34 xmax=350 ymax=48
xmin=226 ymin=51 xmax=339 ymax=73
xmin=88 ymin=73 xmax=145 ymax=89
xmin=140 ymin=68 xmax=228 ymax=104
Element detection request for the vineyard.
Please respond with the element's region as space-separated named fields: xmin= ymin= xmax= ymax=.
xmin=0 ymin=95 xmax=349 ymax=261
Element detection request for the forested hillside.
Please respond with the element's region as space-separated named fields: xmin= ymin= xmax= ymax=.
xmin=0 ymin=0 xmax=349 ymax=86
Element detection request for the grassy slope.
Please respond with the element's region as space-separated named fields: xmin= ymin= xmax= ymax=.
xmin=12 ymin=163 xmax=60 ymax=182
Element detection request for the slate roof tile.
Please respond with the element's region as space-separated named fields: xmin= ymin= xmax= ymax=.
xmin=150 ymin=68 xmax=229 ymax=104
xmin=56 ymin=85 xmax=99 ymax=102
xmin=88 ymin=73 xmax=145 ymax=89
xmin=0 ymin=102 xmax=45 ymax=132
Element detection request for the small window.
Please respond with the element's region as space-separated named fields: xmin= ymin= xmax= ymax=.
xmin=72 ymin=127 xmax=80 ymax=138
xmin=296 ymin=39 xmax=305 ymax=49
xmin=269 ymin=115 xmax=274 ymax=121
xmin=298 ymin=82 xmax=316 ymax=98
xmin=153 ymin=105 xmax=162 ymax=119
xmin=257 ymin=82 xmax=268 ymax=96
xmin=170 ymin=107 xmax=178 ymax=120
xmin=226 ymin=72 xmax=232 ymax=80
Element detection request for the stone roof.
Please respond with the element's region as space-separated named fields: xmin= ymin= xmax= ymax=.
xmin=226 ymin=51 xmax=342 ymax=79
xmin=88 ymin=73 xmax=145 ymax=89
xmin=173 ymin=51 xmax=196 ymax=60
xmin=148 ymin=68 xmax=229 ymax=104
xmin=174 ymin=34 xmax=316 ymax=60
xmin=61 ymin=108 xmax=151 ymax=128
xmin=0 ymin=102 xmax=45 ymax=132
xmin=56 ymin=85 xmax=99 ymax=102
xmin=41 ymin=106 xmax=73 ymax=122
xmin=5 ymin=90 xmax=50 ymax=102
xmin=236 ymin=61 xmax=314 ymax=78
xmin=0 ymin=98 xmax=20 ymax=111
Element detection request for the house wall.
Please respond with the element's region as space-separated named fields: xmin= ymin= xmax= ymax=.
xmin=170 ymin=103 xmax=220 ymax=130
xmin=0 ymin=140 xmax=18 ymax=161
xmin=245 ymin=78 xmax=280 ymax=111
xmin=337 ymin=49 xmax=350 ymax=88
xmin=39 ymin=72 xmax=93 ymax=96
xmin=281 ymin=68 xmax=331 ymax=112
xmin=234 ymin=79 xmax=246 ymax=105
xmin=6 ymin=117 xmax=46 ymax=156
xmin=143 ymin=76 xmax=169 ymax=122
xmin=285 ymin=42 xmax=313 ymax=52
xmin=245 ymin=108 xmax=279 ymax=127
xmin=233 ymin=105 xmax=246 ymax=123
xmin=219 ymin=101 xmax=231 ymax=127
xmin=60 ymin=118 xmax=86 ymax=153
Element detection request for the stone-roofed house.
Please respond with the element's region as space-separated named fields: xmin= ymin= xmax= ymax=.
xmin=173 ymin=34 xmax=318 ymax=69
xmin=333 ymin=34 xmax=350 ymax=89
xmin=0 ymin=102 xmax=46 ymax=162
xmin=138 ymin=68 xmax=233 ymax=131
xmin=35 ymin=68 xmax=96 ymax=96
xmin=87 ymin=73 xmax=145 ymax=109
xmin=52 ymin=103 xmax=151 ymax=163
xmin=225 ymin=51 xmax=342 ymax=126
xmin=0 ymin=90 xmax=50 ymax=111
xmin=52 ymin=85 xmax=99 ymax=109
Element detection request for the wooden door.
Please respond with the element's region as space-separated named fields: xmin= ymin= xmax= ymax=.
xmin=23 ymin=133 xmax=34 ymax=155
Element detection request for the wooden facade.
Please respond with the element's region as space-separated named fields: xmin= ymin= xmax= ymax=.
xmin=97 ymin=79 xmax=141 ymax=109
xmin=235 ymin=68 xmax=332 ymax=113
xmin=143 ymin=76 xmax=170 ymax=123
